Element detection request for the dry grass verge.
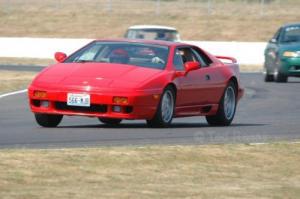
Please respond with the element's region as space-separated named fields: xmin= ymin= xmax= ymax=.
xmin=0 ymin=143 xmax=299 ymax=199
xmin=0 ymin=0 xmax=299 ymax=41
xmin=0 ymin=70 xmax=36 ymax=94
xmin=0 ymin=57 xmax=54 ymax=66
xmin=240 ymin=64 xmax=262 ymax=72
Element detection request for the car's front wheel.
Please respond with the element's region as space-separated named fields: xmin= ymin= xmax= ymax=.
xmin=147 ymin=86 xmax=175 ymax=128
xmin=206 ymin=82 xmax=237 ymax=126
xmin=34 ymin=113 xmax=63 ymax=127
xmin=274 ymin=68 xmax=288 ymax=83
xmin=98 ymin=118 xmax=122 ymax=126
xmin=264 ymin=65 xmax=274 ymax=82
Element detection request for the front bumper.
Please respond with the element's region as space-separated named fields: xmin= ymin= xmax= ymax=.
xmin=28 ymin=87 xmax=161 ymax=120
xmin=280 ymin=57 xmax=300 ymax=76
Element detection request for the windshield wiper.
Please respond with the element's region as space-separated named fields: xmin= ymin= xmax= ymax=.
xmin=74 ymin=60 xmax=109 ymax=63
xmin=74 ymin=59 xmax=95 ymax=63
xmin=283 ymin=39 xmax=300 ymax=43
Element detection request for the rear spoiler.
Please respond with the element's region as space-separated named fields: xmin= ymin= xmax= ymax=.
xmin=216 ymin=56 xmax=237 ymax=64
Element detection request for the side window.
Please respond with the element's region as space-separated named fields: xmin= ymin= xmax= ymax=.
xmin=191 ymin=48 xmax=206 ymax=67
xmin=173 ymin=47 xmax=197 ymax=70
xmin=173 ymin=49 xmax=185 ymax=70
xmin=174 ymin=47 xmax=212 ymax=70
xmin=192 ymin=47 xmax=213 ymax=67
xmin=179 ymin=48 xmax=197 ymax=63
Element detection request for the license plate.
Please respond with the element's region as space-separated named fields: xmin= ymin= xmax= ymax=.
xmin=67 ymin=93 xmax=90 ymax=107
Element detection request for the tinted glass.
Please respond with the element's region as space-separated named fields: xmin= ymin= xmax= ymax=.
xmin=173 ymin=49 xmax=184 ymax=70
xmin=177 ymin=48 xmax=198 ymax=63
xmin=175 ymin=47 xmax=212 ymax=69
xmin=282 ymin=26 xmax=300 ymax=43
xmin=65 ymin=41 xmax=169 ymax=70
xmin=192 ymin=48 xmax=212 ymax=67
xmin=126 ymin=29 xmax=180 ymax=41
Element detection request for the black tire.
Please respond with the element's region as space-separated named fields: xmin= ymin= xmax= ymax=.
xmin=264 ymin=70 xmax=274 ymax=82
xmin=264 ymin=73 xmax=274 ymax=82
xmin=264 ymin=64 xmax=274 ymax=82
xmin=147 ymin=86 xmax=175 ymax=128
xmin=34 ymin=113 xmax=63 ymax=127
xmin=98 ymin=118 xmax=122 ymax=125
xmin=274 ymin=71 xmax=288 ymax=83
xmin=206 ymin=82 xmax=237 ymax=126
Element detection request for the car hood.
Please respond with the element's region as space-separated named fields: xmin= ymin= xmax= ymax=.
xmin=279 ymin=42 xmax=300 ymax=52
xmin=33 ymin=63 xmax=163 ymax=90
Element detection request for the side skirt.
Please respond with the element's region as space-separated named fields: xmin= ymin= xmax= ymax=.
xmin=174 ymin=104 xmax=219 ymax=117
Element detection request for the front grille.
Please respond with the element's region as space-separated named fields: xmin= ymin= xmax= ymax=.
xmin=290 ymin=65 xmax=300 ymax=71
xmin=55 ymin=102 xmax=107 ymax=113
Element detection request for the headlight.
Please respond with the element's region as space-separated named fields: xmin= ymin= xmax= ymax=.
xmin=283 ymin=51 xmax=300 ymax=57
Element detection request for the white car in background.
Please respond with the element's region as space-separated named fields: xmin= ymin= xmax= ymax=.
xmin=124 ymin=25 xmax=181 ymax=42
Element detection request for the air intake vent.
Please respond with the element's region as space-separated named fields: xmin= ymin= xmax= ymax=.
xmin=55 ymin=102 xmax=107 ymax=113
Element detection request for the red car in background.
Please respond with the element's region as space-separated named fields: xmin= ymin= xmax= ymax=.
xmin=28 ymin=39 xmax=244 ymax=128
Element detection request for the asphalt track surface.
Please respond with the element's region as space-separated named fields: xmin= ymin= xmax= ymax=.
xmin=0 ymin=65 xmax=300 ymax=148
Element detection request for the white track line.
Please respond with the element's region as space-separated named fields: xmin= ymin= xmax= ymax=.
xmin=0 ymin=89 xmax=27 ymax=99
xmin=241 ymin=71 xmax=261 ymax=74
xmin=249 ymin=141 xmax=300 ymax=146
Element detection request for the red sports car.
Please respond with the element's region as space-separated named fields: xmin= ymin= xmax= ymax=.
xmin=28 ymin=39 xmax=244 ymax=127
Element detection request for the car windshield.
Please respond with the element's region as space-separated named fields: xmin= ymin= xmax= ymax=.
xmin=125 ymin=29 xmax=180 ymax=41
xmin=64 ymin=41 xmax=169 ymax=70
xmin=281 ymin=26 xmax=300 ymax=43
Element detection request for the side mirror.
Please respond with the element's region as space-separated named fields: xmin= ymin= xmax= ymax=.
xmin=270 ymin=38 xmax=277 ymax=43
xmin=54 ymin=52 xmax=67 ymax=63
xmin=184 ymin=61 xmax=200 ymax=74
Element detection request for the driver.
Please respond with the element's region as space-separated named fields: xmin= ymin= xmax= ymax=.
xmin=109 ymin=49 xmax=129 ymax=64
xmin=151 ymin=48 xmax=167 ymax=64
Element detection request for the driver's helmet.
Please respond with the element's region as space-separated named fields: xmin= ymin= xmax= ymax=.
xmin=109 ymin=49 xmax=129 ymax=64
xmin=156 ymin=32 xmax=166 ymax=40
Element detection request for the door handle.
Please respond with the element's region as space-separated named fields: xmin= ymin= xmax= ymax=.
xmin=205 ymin=74 xmax=210 ymax=81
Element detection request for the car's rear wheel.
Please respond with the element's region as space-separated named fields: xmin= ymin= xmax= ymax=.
xmin=34 ymin=113 xmax=63 ymax=127
xmin=98 ymin=118 xmax=122 ymax=126
xmin=206 ymin=82 xmax=237 ymax=126
xmin=274 ymin=68 xmax=288 ymax=83
xmin=147 ymin=87 xmax=175 ymax=128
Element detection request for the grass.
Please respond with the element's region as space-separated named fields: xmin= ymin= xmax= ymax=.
xmin=240 ymin=64 xmax=262 ymax=72
xmin=0 ymin=0 xmax=289 ymax=72
xmin=0 ymin=70 xmax=36 ymax=94
xmin=0 ymin=57 xmax=54 ymax=66
xmin=0 ymin=0 xmax=299 ymax=41
xmin=0 ymin=143 xmax=299 ymax=198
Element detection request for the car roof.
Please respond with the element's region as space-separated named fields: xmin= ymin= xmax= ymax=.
xmin=282 ymin=22 xmax=300 ymax=29
xmin=127 ymin=25 xmax=177 ymax=31
xmin=94 ymin=38 xmax=190 ymax=47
